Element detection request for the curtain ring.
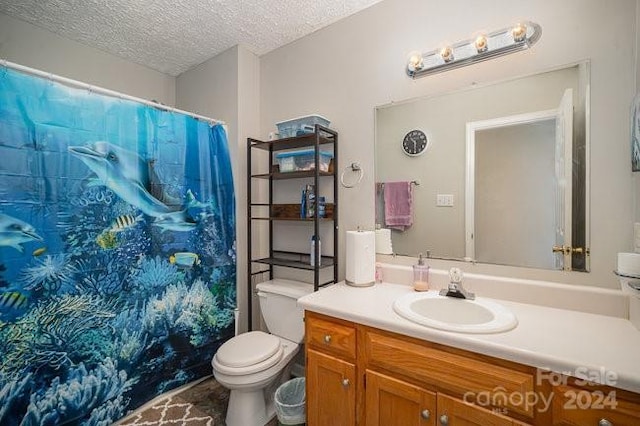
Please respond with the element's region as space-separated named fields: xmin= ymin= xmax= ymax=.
xmin=340 ymin=162 xmax=364 ymax=188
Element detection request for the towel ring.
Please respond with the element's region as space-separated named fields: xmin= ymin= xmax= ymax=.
xmin=340 ymin=162 xmax=364 ymax=188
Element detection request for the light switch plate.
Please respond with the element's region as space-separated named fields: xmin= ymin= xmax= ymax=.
xmin=436 ymin=194 xmax=454 ymax=207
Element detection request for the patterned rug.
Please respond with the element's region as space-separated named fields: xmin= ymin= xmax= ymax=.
xmin=118 ymin=377 xmax=280 ymax=426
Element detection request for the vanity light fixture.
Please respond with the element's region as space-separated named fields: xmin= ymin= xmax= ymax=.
xmin=406 ymin=21 xmax=542 ymax=79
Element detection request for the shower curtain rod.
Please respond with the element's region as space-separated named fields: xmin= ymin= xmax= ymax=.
xmin=0 ymin=59 xmax=225 ymax=126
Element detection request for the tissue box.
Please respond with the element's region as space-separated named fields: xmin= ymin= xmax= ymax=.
xmin=276 ymin=114 xmax=330 ymax=138
xmin=275 ymin=149 xmax=333 ymax=173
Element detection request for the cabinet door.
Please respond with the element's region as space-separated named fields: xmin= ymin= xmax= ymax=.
xmin=551 ymin=384 xmax=640 ymax=425
xmin=437 ymin=393 xmax=514 ymax=426
xmin=307 ymin=349 xmax=356 ymax=426
xmin=366 ymin=370 xmax=436 ymax=426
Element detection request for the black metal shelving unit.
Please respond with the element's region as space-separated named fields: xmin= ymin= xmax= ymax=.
xmin=247 ymin=125 xmax=338 ymax=330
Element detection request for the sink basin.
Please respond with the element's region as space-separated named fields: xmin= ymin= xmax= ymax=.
xmin=393 ymin=291 xmax=518 ymax=334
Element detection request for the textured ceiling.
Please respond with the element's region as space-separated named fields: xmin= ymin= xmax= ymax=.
xmin=0 ymin=0 xmax=383 ymax=76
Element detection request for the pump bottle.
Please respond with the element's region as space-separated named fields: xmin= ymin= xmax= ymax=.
xmin=413 ymin=253 xmax=430 ymax=291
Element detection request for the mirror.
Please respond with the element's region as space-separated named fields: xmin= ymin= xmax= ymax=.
xmin=375 ymin=62 xmax=589 ymax=271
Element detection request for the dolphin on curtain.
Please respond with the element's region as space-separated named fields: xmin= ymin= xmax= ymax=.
xmin=0 ymin=213 xmax=43 ymax=252
xmin=68 ymin=141 xmax=199 ymax=230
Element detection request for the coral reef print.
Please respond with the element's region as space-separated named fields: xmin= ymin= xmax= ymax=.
xmin=0 ymin=67 xmax=236 ymax=424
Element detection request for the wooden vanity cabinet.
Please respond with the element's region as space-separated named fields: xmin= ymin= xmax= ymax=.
xmin=550 ymin=383 xmax=640 ymax=425
xmin=362 ymin=326 xmax=536 ymax=420
xmin=365 ymin=371 xmax=530 ymax=426
xmin=305 ymin=311 xmax=528 ymax=425
xmin=304 ymin=311 xmax=640 ymax=426
xmin=306 ymin=312 xmax=358 ymax=426
xmin=365 ymin=370 xmax=526 ymax=426
xmin=361 ymin=325 xmax=535 ymax=426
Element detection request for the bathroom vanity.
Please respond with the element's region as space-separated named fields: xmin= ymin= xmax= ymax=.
xmin=300 ymin=281 xmax=640 ymax=425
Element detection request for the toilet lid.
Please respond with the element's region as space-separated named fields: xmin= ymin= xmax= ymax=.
xmin=216 ymin=331 xmax=281 ymax=368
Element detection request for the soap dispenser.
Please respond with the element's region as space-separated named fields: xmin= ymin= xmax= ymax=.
xmin=413 ymin=253 xmax=430 ymax=292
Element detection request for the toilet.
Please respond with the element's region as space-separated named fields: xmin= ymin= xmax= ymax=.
xmin=212 ymin=279 xmax=313 ymax=426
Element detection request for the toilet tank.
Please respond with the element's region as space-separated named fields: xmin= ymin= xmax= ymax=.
xmin=256 ymin=279 xmax=314 ymax=343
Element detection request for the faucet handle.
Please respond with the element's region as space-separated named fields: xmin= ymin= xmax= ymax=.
xmin=449 ymin=267 xmax=463 ymax=283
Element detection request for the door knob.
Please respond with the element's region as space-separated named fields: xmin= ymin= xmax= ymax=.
xmin=572 ymin=246 xmax=584 ymax=254
xmin=552 ymin=245 xmax=570 ymax=254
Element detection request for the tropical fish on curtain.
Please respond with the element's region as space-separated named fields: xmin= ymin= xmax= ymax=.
xmin=0 ymin=66 xmax=236 ymax=425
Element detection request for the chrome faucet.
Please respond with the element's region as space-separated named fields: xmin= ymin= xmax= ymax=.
xmin=439 ymin=267 xmax=475 ymax=300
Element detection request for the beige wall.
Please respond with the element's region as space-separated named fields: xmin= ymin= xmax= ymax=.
xmin=176 ymin=46 xmax=239 ymax=144
xmin=176 ymin=45 xmax=260 ymax=333
xmin=260 ymin=0 xmax=637 ymax=288
xmin=237 ymin=46 xmax=262 ymax=331
xmin=0 ymin=13 xmax=175 ymax=105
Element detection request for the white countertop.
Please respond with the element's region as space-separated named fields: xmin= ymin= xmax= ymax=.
xmin=298 ymin=281 xmax=640 ymax=394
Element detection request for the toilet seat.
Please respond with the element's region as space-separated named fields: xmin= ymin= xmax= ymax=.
xmin=213 ymin=331 xmax=284 ymax=375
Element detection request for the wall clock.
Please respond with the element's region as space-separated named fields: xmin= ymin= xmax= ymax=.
xmin=402 ymin=129 xmax=429 ymax=156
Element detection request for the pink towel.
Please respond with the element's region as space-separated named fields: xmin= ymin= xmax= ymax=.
xmin=384 ymin=181 xmax=413 ymax=231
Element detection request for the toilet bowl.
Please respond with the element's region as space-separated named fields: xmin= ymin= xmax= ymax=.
xmin=212 ymin=279 xmax=312 ymax=426
xmin=213 ymin=333 xmax=299 ymax=426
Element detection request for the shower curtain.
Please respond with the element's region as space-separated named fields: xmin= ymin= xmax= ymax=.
xmin=0 ymin=67 xmax=236 ymax=424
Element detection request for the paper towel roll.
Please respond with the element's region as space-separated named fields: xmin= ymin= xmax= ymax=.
xmin=375 ymin=228 xmax=393 ymax=255
xmin=346 ymin=230 xmax=376 ymax=287
xmin=618 ymin=252 xmax=640 ymax=276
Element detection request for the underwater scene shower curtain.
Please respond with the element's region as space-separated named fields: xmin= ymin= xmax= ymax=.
xmin=0 ymin=67 xmax=236 ymax=425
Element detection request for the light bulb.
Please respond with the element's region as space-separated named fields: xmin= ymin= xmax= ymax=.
xmin=407 ymin=51 xmax=424 ymax=72
xmin=512 ymin=23 xmax=527 ymax=42
xmin=474 ymin=35 xmax=488 ymax=53
xmin=440 ymin=46 xmax=454 ymax=63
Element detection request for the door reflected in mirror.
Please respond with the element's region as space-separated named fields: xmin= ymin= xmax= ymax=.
xmin=375 ymin=62 xmax=589 ymax=271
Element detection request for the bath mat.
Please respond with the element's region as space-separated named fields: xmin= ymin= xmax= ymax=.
xmin=118 ymin=378 xmax=279 ymax=426
xmin=118 ymin=378 xmax=226 ymax=425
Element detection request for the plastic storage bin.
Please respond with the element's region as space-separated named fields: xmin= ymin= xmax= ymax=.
xmin=275 ymin=150 xmax=333 ymax=173
xmin=276 ymin=115 xmax=330 ymax=138
xmin=274 ymin=377 xmax=306 ymax=425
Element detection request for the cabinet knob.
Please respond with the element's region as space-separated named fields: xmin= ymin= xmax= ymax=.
xmin=439 ymin=414 xmax=449 ymax=426
xmin=342 ymin=378 xmax=350 ymax=387
xmin=598 ymin=419 xmax=613 ymax=426
xmin=420 ymin=409 xmax=430 ymax=420
xmin=324 ymin=334 xmax=332 ymax=344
